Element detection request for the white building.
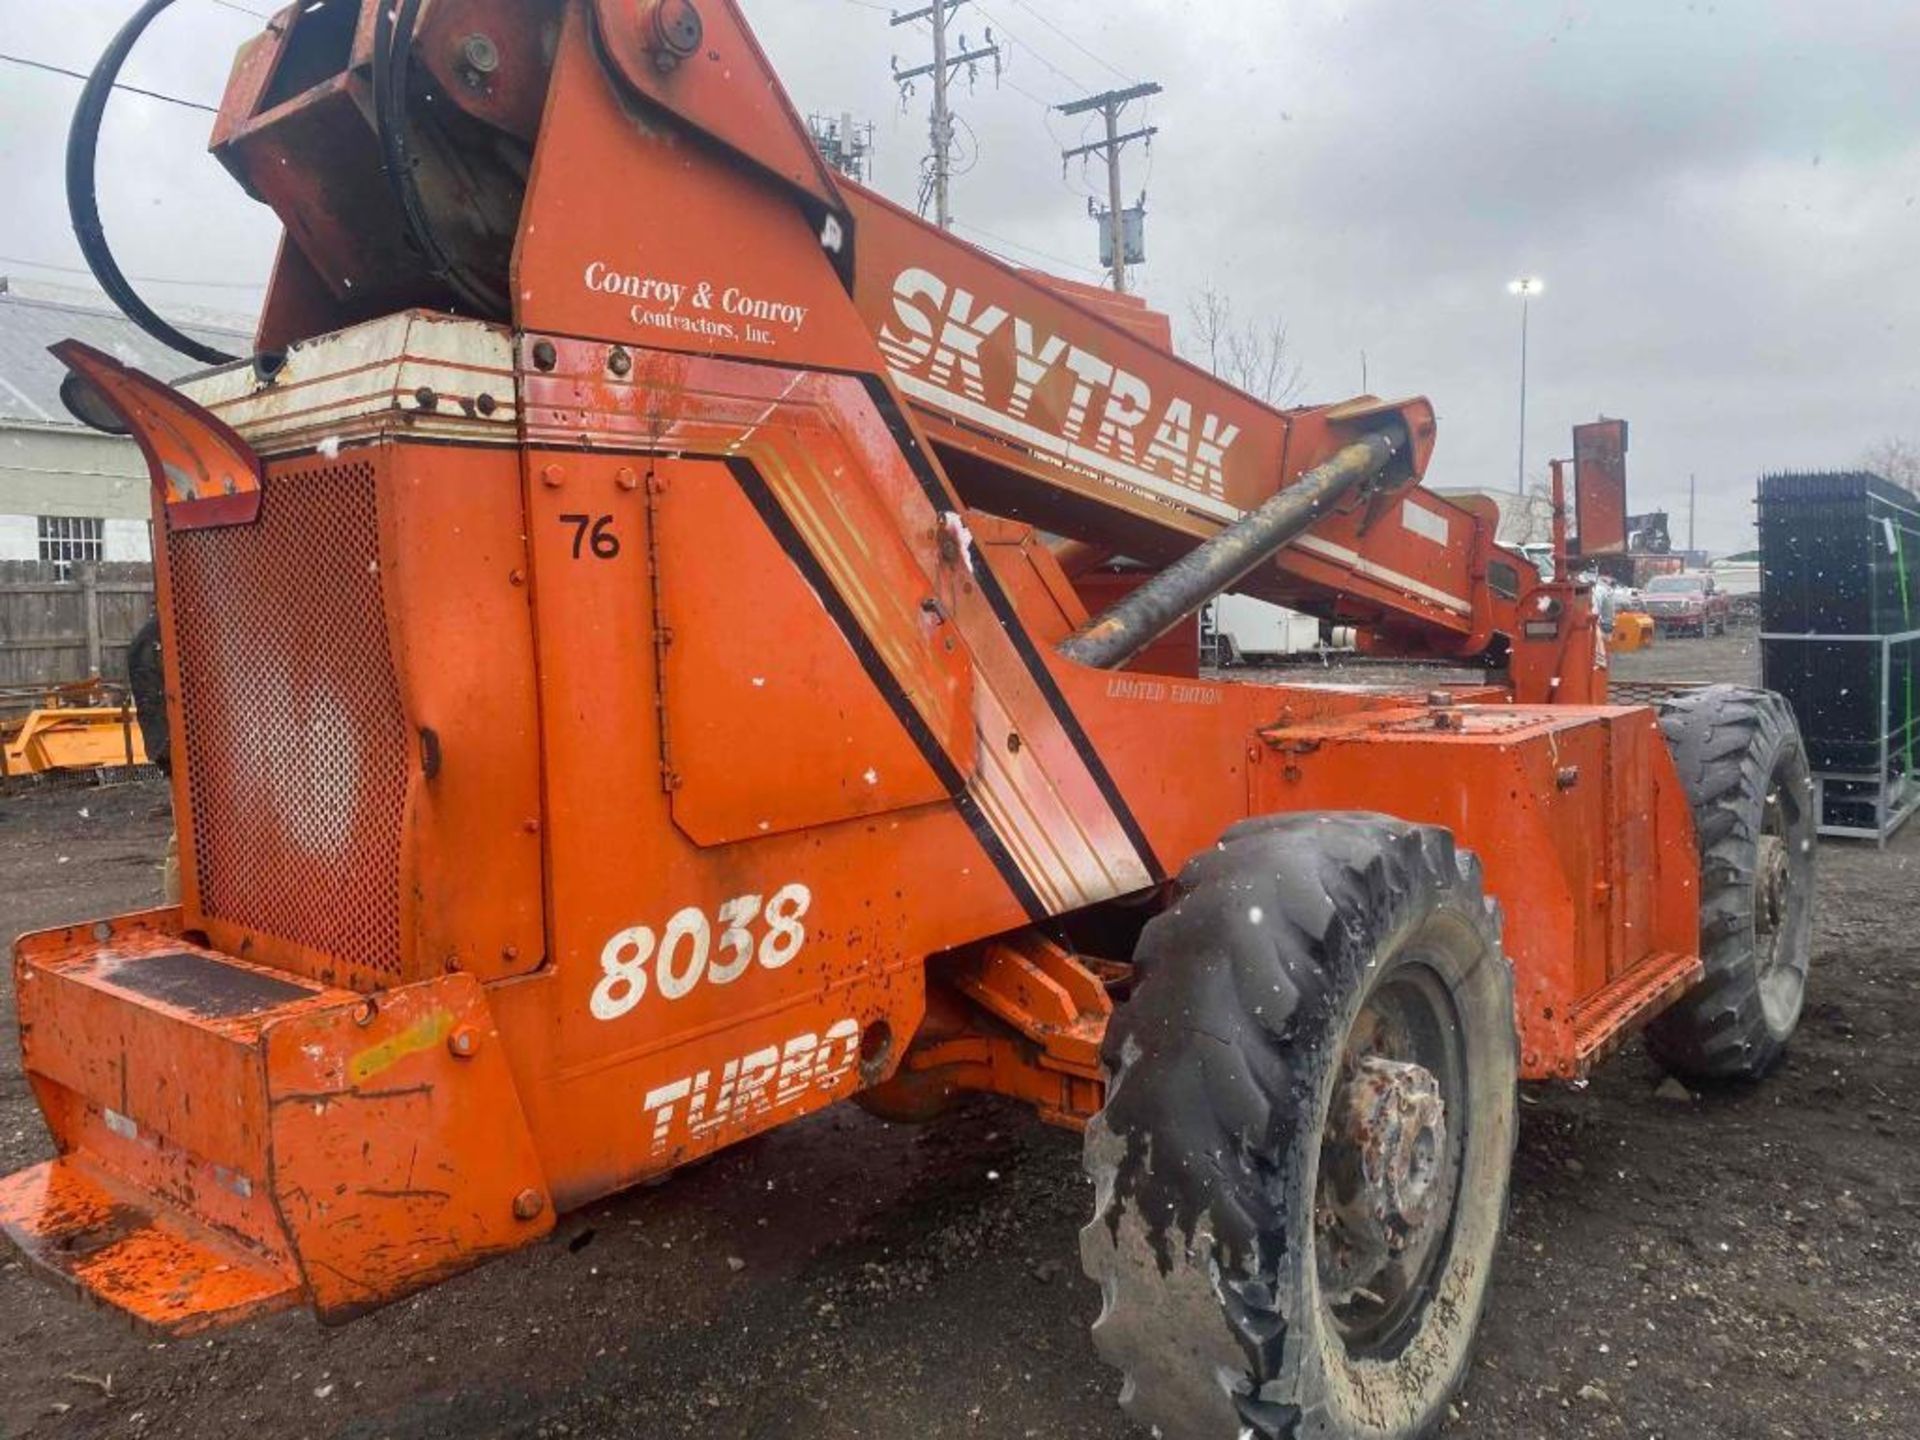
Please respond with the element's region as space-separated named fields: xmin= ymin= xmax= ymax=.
xmin=0 ymin=279 xmax=252 ymax=571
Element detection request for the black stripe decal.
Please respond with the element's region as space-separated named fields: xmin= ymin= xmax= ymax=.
xmin=855 ymin=375 xmax=1167 ymax=883
xmin=723 ymin=458 xmax=1051 ymax=923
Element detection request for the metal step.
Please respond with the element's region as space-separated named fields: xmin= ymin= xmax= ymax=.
xmin=3 ymin=907 xmax=553 ymax=1330
xmin=0 ymin=1157 xmax=300 ymax=1333
xmin=1570 ymin=949 xmax=1704 ymax=1072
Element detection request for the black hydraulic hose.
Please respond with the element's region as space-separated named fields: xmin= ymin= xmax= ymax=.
xmin=373 ymin=0 xmax=507 ymax=317
xmin=66 ymin=0 xmax=240 ymax=367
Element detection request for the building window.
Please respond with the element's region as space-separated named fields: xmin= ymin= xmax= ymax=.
xmin=38 ymin=516 xmax=105 ymax=579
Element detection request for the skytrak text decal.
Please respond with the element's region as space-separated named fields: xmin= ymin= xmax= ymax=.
xmin=878 ymin=266 xmax=1244 ymax=507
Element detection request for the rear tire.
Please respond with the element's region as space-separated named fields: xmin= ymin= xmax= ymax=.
xmin=1081 ymin=814 xmax=1517 ymax=1440
xmin=1649 ymin=686 xmax=1816 ymax=1080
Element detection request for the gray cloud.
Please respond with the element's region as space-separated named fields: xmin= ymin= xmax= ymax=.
xmin=4 ymin=0 xmax=1915 ymax=550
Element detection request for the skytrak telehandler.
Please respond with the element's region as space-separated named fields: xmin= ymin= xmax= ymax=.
xmin=1 ymin=2 xmax=1816 ymax=1436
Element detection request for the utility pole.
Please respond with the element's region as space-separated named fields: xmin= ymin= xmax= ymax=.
xmin=808 ymin=112 xmax=875 ymax=183
xmin=891 ymin=1 xmax=1000 ymax=230
xmin=1059 ymin=82 xmax=1161 ymax=292
xmin=1507 ymin=278 xmax=1544 ymax=491
xmin=1688 ymin=473 xmax=1697 ymax=554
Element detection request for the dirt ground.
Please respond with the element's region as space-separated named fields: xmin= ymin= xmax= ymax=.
xmin=3 ymin=627 xmax=1917 ymax=1440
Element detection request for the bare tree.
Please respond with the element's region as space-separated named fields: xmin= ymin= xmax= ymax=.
xmin=1861 ymin=437 xmax=1920 ymax=491
xmin=1187 ymin=287 xmax=1232 ymax=378
xmin=1184 ymin=285 xmax=1306 ymax=407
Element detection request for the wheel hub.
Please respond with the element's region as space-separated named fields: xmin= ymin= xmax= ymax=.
xmin=1318 ymin=1053 xmax=1449 ymax=1308
xmin=1343 ymin=1056 xmax=1448 ymax=1242
xmin=1756 ymin=833 xmax=1790 ymax=937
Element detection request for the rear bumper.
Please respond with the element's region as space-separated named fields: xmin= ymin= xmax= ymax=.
xmin=2 ymin=909 xmax=551 ymax=1331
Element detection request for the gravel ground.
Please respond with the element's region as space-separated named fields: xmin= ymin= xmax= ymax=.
xmin=2 ymin=627 xmax=1915 ymax=1440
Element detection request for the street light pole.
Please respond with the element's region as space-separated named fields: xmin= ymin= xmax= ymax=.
xmin=1508 ymin=278 xmax=1544 ymax=492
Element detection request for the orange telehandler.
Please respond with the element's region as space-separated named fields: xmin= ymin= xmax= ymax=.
xmin=2 ymin=3 xmax=1816 ymax=1436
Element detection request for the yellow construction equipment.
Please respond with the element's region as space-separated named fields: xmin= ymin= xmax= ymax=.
xmin=1613 ymin=611 xmax=1657 ymax=653
xmin=0 ymin=683 xmax=148 ymax=778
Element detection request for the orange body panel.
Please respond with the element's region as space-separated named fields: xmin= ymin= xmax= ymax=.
xmin=1256 ymin=705 xmax=1702 ymax=1076
xmin=1575 ymin=419 xmax=1631 ymax=556
xmin=3 ymin=0 xmax=1711 ymax=1333
xmin=154 ymin=443 xmax=545 ymax=993
xmin=655 ymin=461 xmax=956 ymax=844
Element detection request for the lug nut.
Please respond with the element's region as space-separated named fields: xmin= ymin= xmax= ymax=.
xmin=512 ymin=1188 xmax=546 ymax=1222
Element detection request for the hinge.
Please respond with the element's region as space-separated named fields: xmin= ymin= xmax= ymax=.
xmin=643 ymin=458 xmax=678 ymax=796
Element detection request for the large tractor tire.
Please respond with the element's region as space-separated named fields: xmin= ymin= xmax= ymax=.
xmin=1649 ymin=686 xmax=1816 ymax=1080
xmin=1082 ymin=814 xmax=1517 ymax=1440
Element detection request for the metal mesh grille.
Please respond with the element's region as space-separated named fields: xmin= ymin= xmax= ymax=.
xmin=168 ymin=459 xmax=410 ymax=981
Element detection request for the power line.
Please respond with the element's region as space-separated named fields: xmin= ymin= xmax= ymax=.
xmin=973 ymin=3 xmax=1089 ymax=95
xmin=1004 ymin=0 xmax=1136 ymax=85
xmin=1001 ymin=74 xmax=1060 ymax=112
xmin=952 ymin=220 xmax=1102 ymax=278
xmin=0 ymin=52 xmax=217 ymax=112
xmin=990 ymin=70 xmax=1110 ymax=209
xmin=0 ymin=253 xmax=265 ymax=293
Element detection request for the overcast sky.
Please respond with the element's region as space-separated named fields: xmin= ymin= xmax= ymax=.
xmin=3 ymin=0 xmax=1916 ymax=550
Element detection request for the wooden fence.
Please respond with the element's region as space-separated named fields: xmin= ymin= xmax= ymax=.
xmin=0 ymin=561 xmax=156 ymax=690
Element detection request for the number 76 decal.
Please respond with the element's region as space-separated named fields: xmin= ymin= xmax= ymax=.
xmin=560 ymin=513 xmax=621 ymax=561
xmin=591 ymin=884 xmax=812 ymax=1021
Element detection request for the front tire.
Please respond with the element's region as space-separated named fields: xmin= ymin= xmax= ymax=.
xmin=1081 ymin=814 xmax=1517 ymax=1440
xmin=1649 ymin=686 xmax=1816 ymax=1079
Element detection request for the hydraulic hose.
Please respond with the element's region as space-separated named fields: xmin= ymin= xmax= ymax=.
xmin=66 ymin=0 xmax=240 ymax=367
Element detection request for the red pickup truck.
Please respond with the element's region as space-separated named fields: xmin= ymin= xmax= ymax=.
xmin=1640 ymin=572 xmax=1732 ymax=636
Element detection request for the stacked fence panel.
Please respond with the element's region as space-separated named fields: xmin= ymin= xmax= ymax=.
xmin=1759 ymin=472 xmax=1920 ymax=842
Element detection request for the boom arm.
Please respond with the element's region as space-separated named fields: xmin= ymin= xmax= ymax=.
xmin=199 ymin=0 xmax=1563 ymax=673
xmin=842 ymin=182 xmax=1522 ymax=657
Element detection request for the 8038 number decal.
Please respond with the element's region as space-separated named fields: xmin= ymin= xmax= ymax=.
xmin=591 ymin=884 xmax=812 ymax=1022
